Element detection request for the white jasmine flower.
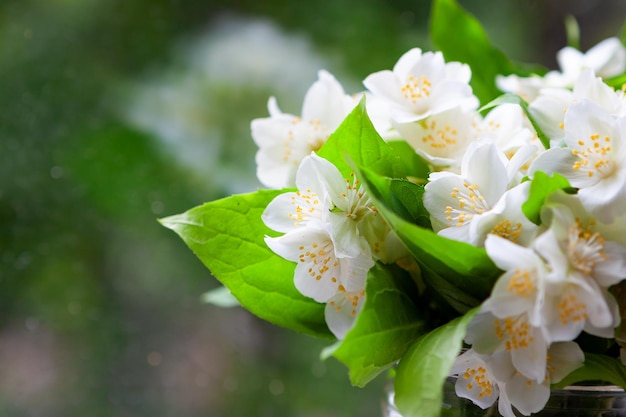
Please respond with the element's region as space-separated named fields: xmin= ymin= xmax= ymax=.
xmin=451 ymin=349 xmax=545 ymax=417
xmin=463 ymin=236 xmax=553 ymax=382
xmin=497 ymin=37 xmax=626 ymax=101
xmin=393 ymin=106 xmax=476 ymax=170
xmin=451 ymin=344 xmax=583 ymax=417
xmin=529 ymin=69 xmax=626 ymax=145
xmin=501 ymin=342 xmax=583 ymax=417
xmin=530 ymin=192 xmax=626 ymax=341
xmin=450 ymin=349 xmax=506 ymax=411
xmin=482 ymin=234 xmax=550 ymax=324
xmin=299 ymin=153 xmax=382 ymax=259
xmin=496 ymin=73 xmax=553 ymax=103
xmin=532 ymin=237 xmax=615 ymax=342
xmin=469 ymin=182 xmax=539 ymax=247
xmin=555 ymin=37 xmax=626 ymax=86
xmin=465 ymin=311 xmax=550 ymax=383
xmin=264 ymin=220 xmax=373 ymax=304
xmin=540 ymin=192 xmax=626 ymax=288
xmin=423 ymin=141 xmax=532 ymax=245
xmin=475 ymin=104 xmax=537 ymax=155
xmin=251 ymin=70 xmax=356 ymax=189
xmin=530 ymin=99 xmax=626 ymax=223
xmin=363 ymin=48 xmax=477 ymax=124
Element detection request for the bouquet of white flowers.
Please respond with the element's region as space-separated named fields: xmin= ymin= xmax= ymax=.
xmin=161 ymin=1 xmax=626 ymax=416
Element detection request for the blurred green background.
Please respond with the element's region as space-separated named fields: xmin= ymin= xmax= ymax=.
xmin=2 ymin=0 xmax=625 ymax=416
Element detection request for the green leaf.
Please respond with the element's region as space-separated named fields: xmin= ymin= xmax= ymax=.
xmin=317 ymin=97 xmax=406 ymax=179
xmin=430 ymin=0 xmax=518 ymax=105
xmin=605 ymin=72 xmax=626 ymax=89
xmin=328 ymin=263 xmax=428 ymax=387
xmin=389 ymin=179 xmax=432 ymax=229
xmin=360 ymin=168 xmax=499 ymax=312
xmin=160 ymin=190 xmax=331 ymax=338
xmin=480 ymin=93 xmax=551 ymax=150
xmin=394 ymin=309 xmax=478 ymax=417
xmin=522 ymin=171 xmax=572 ymax=225
xmin=387 ymin=140 xmax=431 ymax=181
xmin=553 ymin=353 xmax=626 ymax=389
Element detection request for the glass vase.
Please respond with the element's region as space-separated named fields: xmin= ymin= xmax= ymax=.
xmin=383 ymin=377 xmax=626 ymax=417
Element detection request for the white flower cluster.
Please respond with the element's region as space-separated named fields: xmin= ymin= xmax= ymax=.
xmin=430 ymin=41 xmax=626 ymax=416
xmin=253 ymin=39 xmax=626 ymax=415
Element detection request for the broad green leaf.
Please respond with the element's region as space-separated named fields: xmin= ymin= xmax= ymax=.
xmin=328 ymin=263 xmax=427 ymax=387
xmin=317 ymin=97 xmax=406 ymax=179
xmin=553 ymin=353 xmax=626 ymax=389
xmin=160 ymin=190 xmax=331 ymax=338
xmin=481 ymin=93 xmax=551 ymax=149
xmin=522 ymin=171 xmax=572 ymax=225
xmin=430 ymin=0 xmax=518 ymax=105
xmin=360 ymin=168 xmax=499 ymax=312
xmin=389 ymin=179 xmax=431 ymax=229
xmin=387 ymin=140 xmax=431 ymax=181
xmin=394 ymin=309 xmax=478 ymax=417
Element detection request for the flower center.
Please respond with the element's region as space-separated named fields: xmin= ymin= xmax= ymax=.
xmin=571 ymin=132 xmax=615 ymax=179
xmin=445 ymin=182 xmax=490 ymax=227
xmin=284 ymin=117 xmax=330 ymax=163
xmin=419 ymin=119 xmax=459 ymax=153
xmin=567 ymin=218 xmax=607 ymax=274
xmin=462 ymin=366 xmax=494 ymax=399
xmin=506 ymin=269 xmax=535 ymax=298
xmin=298 ymin=240 xmax=339 ymax=283
xmin=494 ymin=316 xmax=535 ymax=351
xmin=490 ymin=219 xmax=523 ymax=243
xmin=337 ymin=174 xmax=373 ymax=222
xmin=401 ymin=74 xmax=431 ymax=104
xmin=289 ymin=189 xmax=321 ymax=226
xmin=557 ymin=289 xmax=588 ymax=326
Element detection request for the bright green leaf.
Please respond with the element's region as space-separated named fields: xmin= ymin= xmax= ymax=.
xmin=360 ymin=168 xmax=499 ymax=312
xmin=387 ymin=140 xmax=431 ymax=180
xmin=160 ymin=190 xmax=331 ymax=338
xmin=430 ymin=0 xmax=518 ymax=105
xmin=317 ymin=97 xmax=406 ymax=179
xmin=394 ymin=309 xmax=478 ymax=417
xmin=522 ymin=171 xmax=572 ymax=225
xmin=329 ymin=263 xmax=427 ymax=387
xmin=389 ymin=179 xmax=431 ymax=229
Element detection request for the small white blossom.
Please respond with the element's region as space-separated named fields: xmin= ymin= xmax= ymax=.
xmin=264 ymin=221 xmax=373 ymax=304
xmin=363 ymin=48 xmax=477 ymax=124
xmin=393 ymin=106 xmax=476 ymax=170
xmin=529 ymin=69 xmax=626 ymax=145
xmin=423 ymin=141 xmax=533 ymax=245
xmin=251 ymin=70 xmax=356 ymax=189
xmin=497 ymin=37 xmax=626 ymax=101
xmin=451 ymin=343 xmax=583 ymax=417
xmin=530 ymin=99 xmax=626 ymax=223
xmin=262 ymin=153 xmax=403 ymax=339
xmin=532 ymin=192 xmax=625 ymax=341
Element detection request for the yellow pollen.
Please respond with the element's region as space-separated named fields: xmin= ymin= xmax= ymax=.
xmin=491 ymin=219 xmax=523 ymax=243
xmin=507 ymin=269 xmax=535 ymax=298
xmin=401 ymin=74 xmax=432 ymax=104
